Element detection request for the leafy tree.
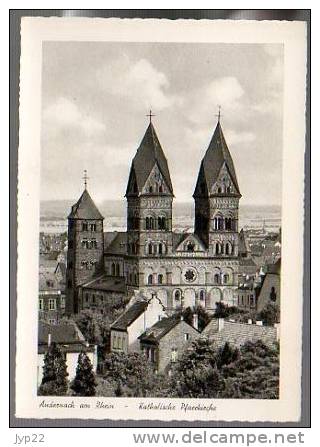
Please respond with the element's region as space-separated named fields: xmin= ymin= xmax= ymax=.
xmin=163 ymin=338 xmax=222 ymax=398
xmin=257 ymin=303 xmax=280 ymax=326
xmin=216 ymin=342 xmax=239 ymax=369
xmin=38 ymin=343 xmax=68 ymax=396
xmin=102 ymin=352 xmax=157 ymax=397
xmin=70 ymin=351 xmax=97 ymax=396
xmin=162 ymin=339 xmax=279 ymax=399
xmin=214 ymin=302 xmax=244 ymax=319
xmin=172 ymin=305 xmax=212 ymax=332
xmin=219 ymin=340 xmax=279 ymax=399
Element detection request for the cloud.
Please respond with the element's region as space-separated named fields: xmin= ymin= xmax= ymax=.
xmin=224 ymin=129 xmax=256 ymax=145
xmin=187 ymin=76 xmax=245 ymax=125
xmin=97 ymin=57 xmax=179 ymax=111
xmin=43 ymin=97 xmax=106 ymax=138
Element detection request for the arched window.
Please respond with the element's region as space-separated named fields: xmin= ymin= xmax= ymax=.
xmin=199 ymin=290 xmax=205 ymax=301
xmin=146 ymin=217 xmax=150 ymax=230
xmin=149 ymin=185 xmax=153 ymax=193
xmin=148 ymin=243 xmax=153 ymax=255
xmin=150 ymin=217 xmax=154 ymax=230
xmin=116 ymin=263 xmax=120 ymax=276
xmin=174 ymin=290 xmax=181 ymax=301
xmin=148 ymin=274 xmax=153 ymax=285
xmin=158 ymin=243 xmax=163 ymax=255
xmin=225 ymin=242 xmax=232 ymax=255
xmin=214 ymin=273 xmax=220 ymax=284
xmin=223 ymin=274 xmax=230 ymax=284
xmin=215 ymin=243 xmax=220 ymax=255
xmin=111 ymin=263 xmax=116 ymax=276
xmin=158 ymin=274 xmax=163 ymax=284
xmin=187 ymin=242 xmax=195 ymax=252
xmin=158 ymin=216 xmax=166 ymax=230
xmin=159 ymin=185 xmax=163 ymax=193
xmin=218 ymin=187 xmax=222 ymax=193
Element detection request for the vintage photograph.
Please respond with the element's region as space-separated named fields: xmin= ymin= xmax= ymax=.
xmin=15 ymin=17 xmax=306 ymax=422
xmin=37 ymin=41 xmax=282 ymax=399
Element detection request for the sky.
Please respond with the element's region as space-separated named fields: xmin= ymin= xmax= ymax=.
xmin=41 ymin=42 xmax=283 ymax=206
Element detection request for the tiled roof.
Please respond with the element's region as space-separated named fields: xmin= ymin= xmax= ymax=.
xmin=82 ymin=274 xmax=126 ymax=293
xmin=125 ymin=123 xmax=173 ymax=196
xmin=138 ymin=316 xmax=181 ymax=342
xmin=194 ymin=122 xmax=240 ymax=197
xmin=240 ymin=257 xmax=257 ymax=267
xmin=39 ymin=272 xmax=60 ymax=292
xmin=111 ymin=300 xmax=148 ymax=331
xmin=104 ymin=231 xmax=127 ymax=255
xmin=68 ymin=189 xmax=104 ymax=220
xmin=38 ymin=321 xmax=85 ymax=345
xmin=202 ymin=319 xmax=277 ymax=349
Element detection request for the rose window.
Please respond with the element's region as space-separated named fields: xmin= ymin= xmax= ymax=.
xmin=184 ymin=269 xmax=196 ymax=282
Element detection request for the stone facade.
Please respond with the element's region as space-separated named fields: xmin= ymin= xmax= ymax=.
xmin=66 ymin=119 xmax=243 ymax=315
xmin=139 ymin=317 xmax=199 ymax=372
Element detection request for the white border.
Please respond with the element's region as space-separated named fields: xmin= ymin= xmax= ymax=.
xmin=16 ymin=17 xmax=307 ymax=421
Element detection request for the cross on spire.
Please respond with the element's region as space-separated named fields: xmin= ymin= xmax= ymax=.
xmin=82 ymin=169 xmax=89 ymax=189
xmin=146 ymin=109 xmax=155 ymax=123
xmin=215 ymin=105 xmax=222 ymax=123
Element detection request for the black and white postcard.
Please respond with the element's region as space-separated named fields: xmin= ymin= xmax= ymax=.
xmin=15 ymin=17 xmax=307 ymax=422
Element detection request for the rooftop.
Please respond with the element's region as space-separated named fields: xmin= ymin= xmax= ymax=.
xmin=82 ymin=274 xmax=126 ymax=293
xmin=111 ymin=300 xmax=148 ymax=331
xmin=68 ymin=188 xmax=104 ymax=220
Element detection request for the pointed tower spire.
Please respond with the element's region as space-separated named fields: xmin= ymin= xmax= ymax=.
xmin=125 ymin=120 xmax=173 ymax=197
xmin=193 ymin=120 xmax=241 ymax=198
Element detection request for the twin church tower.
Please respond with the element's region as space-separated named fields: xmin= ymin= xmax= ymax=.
xmin=66 ymin=114 xmax=241 ymax=315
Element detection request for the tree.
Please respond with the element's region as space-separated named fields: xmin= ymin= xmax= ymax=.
xmin=164 ymin=337 xmax=222 ymax=398
xmin=173 ymin=305 xmax=212 ymax=332
xmin=38 ymin=343 xmax=68 ymax=396
xmin=258 ymin=303 xmax=280 ymax=326
xmin=219 ymin=340 xmax=279 ymax=399
xmin=102 ymin=352 xmax=157 ymax=397
xmin=70 ymin=351 xmax=97 ymax=396
xmin=214 ymin=302 xmax=244 ymax=319
xmin=216 ymin=342 xmax=239 ymax=369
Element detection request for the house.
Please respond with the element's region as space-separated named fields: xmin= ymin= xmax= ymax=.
xmin=37 ymin=321 xmax=97 ymax=387
xmin=110 ymin=294 xmax=166 ymax=354
xmin=256 ymin=258 xmax=281 ymax=312
xmin=139 ymin=315 xmax=200 ymax=373
xmin=202 ymin=318 xmax=279 ymax=349
xmin=38 ymin=272 xmax=65 ymax=324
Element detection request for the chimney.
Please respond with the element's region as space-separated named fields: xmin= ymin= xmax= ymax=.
xmin=256 ymin=320 xmax=263 ymax=326
xmin=218 ymin=318 xmax=224 ymax=331
xmin=48 ymin=333 xmax=51 ymax=347
xmin=192 ymin=313 xmax=199 ymax=331
xmin=247 ymin=319 xmax=252 ymax=325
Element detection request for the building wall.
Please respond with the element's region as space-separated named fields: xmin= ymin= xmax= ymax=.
xmin=256 ymin=274 xmax=280 ymax=313
xmin=157 ymin=321 xmax=199 ymax=372
xmin=79 ymin=287 xmax=124 ymax=313
xmin=66 ymin=218 xmax=104 ymax=314
xmin=110 ymin=296 xmax=166 ymax=354
xmin=38 ymin=291 xmax=65 ymax=324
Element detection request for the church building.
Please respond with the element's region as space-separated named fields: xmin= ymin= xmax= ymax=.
xmin=66 ymin=116 xmax=242 ymax=315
